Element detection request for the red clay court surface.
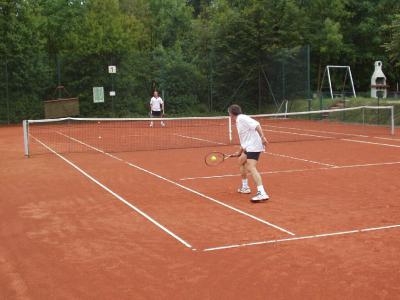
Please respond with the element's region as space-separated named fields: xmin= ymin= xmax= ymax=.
xmin=1 ymin=121 xmax=400 ymax=299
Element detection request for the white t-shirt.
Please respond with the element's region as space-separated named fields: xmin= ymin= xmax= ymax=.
xmin=150 ymin=96 xmax=164 ymax=111
xmin=236 ymin=114 xmax=264 ymax=152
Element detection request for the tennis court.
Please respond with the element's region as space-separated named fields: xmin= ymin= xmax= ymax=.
xmin=2 ymin=108 xmax=400 ymax=299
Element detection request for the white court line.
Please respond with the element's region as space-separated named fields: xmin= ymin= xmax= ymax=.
xmin=264 ymin=128 xmax=334 ymax=140
xmin=266 ymin=152 xmax=337 ymax=167
xmin=341 ymin=138 xmax=400 ymax=148
xmin=173 ymin=133 xmax=226 ymax=145
xmin=57 ymin=132 xmax=295 ymax=236
xmin=178 ymin=150 xmax=337 ymax=181
xmin=263 ymin=124 xmax=370 ymax=138
xmin=179 ymin=161 xmax=400 ymax=181
xmin=264 ymin=126 xmax=400 ymax=149
xmin=373 ymin=136 xmax=400 ymax=142
xmin=336 ymin=161 xmax=400 ymax=169
xmin=203 ymin=224 xmax=400 ymax=252
xmin=31 ymin=135 xmax=193 ymax=249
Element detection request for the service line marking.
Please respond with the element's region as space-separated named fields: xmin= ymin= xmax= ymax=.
xmin=179 ymin=161 xmax=400 ymax=181
xmin=341 ymin=138 xmax=400 ymax=148
xmin=263 ymin=125 xmax=400 ymax=149
xmin=31 ymin=135 xmax=193 ymax=249
xmin=263 ymin=128 xmax=334 ymax=140
xmin=203 ymin=224 xmax=400 ymax=252
xmin=373 ymin=136 xmax=400 ymax=142
xmin=263 ymin=124 xmax=370 ymax=138
xmin=56 ymin=132 xmax=295 ymax=236
xmin=173 ymin=133 xmax=226 ymax=145
xmin=266 ymin=151 xmax=337 ymax=167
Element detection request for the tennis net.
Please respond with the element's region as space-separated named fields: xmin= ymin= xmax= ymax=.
xmin=23 ymin=116 xmax=232 ymax=156
xmin=23 ymin=105 xmax=395 ymax=156
xmin=244 ymin=105 xmax=395 ymax=144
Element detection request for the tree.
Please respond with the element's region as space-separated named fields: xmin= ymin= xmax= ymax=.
xmin=203 ymin=0 xmax=306 ymax=111
xmin=301 ymin=0 xmax=348 ymax=91
xmin=384 ymin=14 xmax=400 ymax=67
xmin=344 ymin=0 xmax=400 ymax=89
xmin=0 ymin=0 xmax=50 ymax=121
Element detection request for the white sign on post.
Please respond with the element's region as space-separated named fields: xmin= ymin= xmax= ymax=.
xmin=110 ymin=91 xmax=116 ymax=96
xmin=93 ymin=87 xmax=105 ymax=103
xmin=108 ymin=65 xmax=117 ymax=74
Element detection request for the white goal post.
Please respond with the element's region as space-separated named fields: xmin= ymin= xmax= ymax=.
xmin=320 ymin=65 xmax=357 ymax=99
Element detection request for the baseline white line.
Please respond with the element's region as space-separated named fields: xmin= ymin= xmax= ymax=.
xmin=31 ymin=135 xmax=193 ymax=249
xmin=173 ymin=133 xmax=226 ymax=145
xmin=203 ymin=224 xmax=400 ymax=252
xmin=179 ymin=161 xmax=400 ymax=181
xmin=57 ymin=132 xmax=295 ymax=236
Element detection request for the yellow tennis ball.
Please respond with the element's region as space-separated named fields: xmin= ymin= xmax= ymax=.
xmin=210 ymin=155 xmax=217 ymax=161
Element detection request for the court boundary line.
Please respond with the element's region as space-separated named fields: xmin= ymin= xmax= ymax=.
xmin=203 ymin=224 xmax=400 ymax=252
xmin=56 ymin=131 xmax=295 ymax=236
xmin=179 ymin=161 xmax=400 ymax=181
xmin=374 ymin=136 xmax=400 ymax=142
xmin=263 ymin=124 xmax=371 ymax=138
xmin=263 ymin=128 xmax=334 ymax=140
xmin=341 ymin=138 xmax=400 ymax=148
xmin=262 ymin=126 xmax=400 ymax=148
xmin=265 ymin=151 xmax=337 ymax=167
xmin=173 ymin=133 xmax=226 ymax=145
xmin=30 ymin=135 xmax=194 ymax=249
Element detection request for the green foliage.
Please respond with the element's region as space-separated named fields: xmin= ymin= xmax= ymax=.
xmin=0 ymin=0 xmax=51 ymax=121
xmin=1 ymin=0 xmax=400 ymax=122
xmin=384 ymin=14 xmax=400 ymax=67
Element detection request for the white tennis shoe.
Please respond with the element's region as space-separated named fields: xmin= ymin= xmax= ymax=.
xmin=237 ymin=187 xmax=251 ymax=194
xmin=251 ymin=191 xmax=269 ymax=202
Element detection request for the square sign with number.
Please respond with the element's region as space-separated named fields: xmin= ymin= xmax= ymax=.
xmin=108 ymin=65 xmax=117 ymax=74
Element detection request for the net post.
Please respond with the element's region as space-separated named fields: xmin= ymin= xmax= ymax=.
xmin=23 ymin=120 xmax=30 ymax=157
xmin=285 ymin=100 xmax=288 ymax=118
xmin=228 ymin=116 xmax=232 ymax=143
xmin=391 ymin=106 xmax=395 ymax=135
xmin=362 ymin=106 xmax=365 ymax=127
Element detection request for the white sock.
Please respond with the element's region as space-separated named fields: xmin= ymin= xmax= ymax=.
xmin=242 ymin=179 xmax=249 ymax=188
xmin=257 ymin=185 xmax=266 ymax=195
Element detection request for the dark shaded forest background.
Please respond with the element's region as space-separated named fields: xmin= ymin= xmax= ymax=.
xmin=1 ymin=0 xmax=400 ymax=122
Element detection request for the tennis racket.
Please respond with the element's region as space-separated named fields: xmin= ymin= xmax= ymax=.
xmin=205 ymin=152 xmax=237 ymax=166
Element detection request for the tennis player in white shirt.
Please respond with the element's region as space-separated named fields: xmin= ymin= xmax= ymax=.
xmin=149 ymin=91 xmax=165 ymax=127
xmin=228 ymin=104 xmax=269 ymax=202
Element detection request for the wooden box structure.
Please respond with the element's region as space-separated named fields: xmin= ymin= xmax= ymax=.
xmin=44 ymin=97 xmax=79 ymax=119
